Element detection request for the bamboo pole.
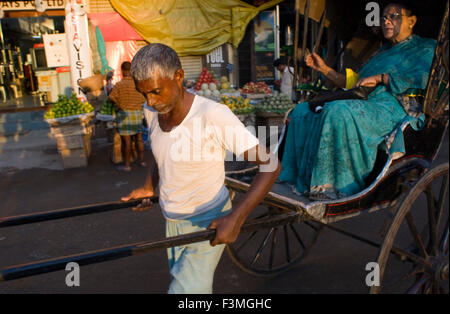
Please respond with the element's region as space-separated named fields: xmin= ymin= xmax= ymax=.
xmin=423 ymin=0 xmax=448 ymax=118
xmin=293 ymin=0 xmax=301 ymax=97
xmin=298 ymin=0 xmax=310 ymax=84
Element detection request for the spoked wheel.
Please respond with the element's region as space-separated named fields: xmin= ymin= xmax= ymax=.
xmin=371 ymin=163 xmax=449 ymax=293
xmin=226 ymin=206 xmax=323 ymax=276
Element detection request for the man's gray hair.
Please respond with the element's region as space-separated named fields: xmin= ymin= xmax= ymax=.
xmin=131 ymin=43 xmax=182 ymax=82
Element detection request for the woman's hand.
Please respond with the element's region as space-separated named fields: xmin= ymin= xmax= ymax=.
xmin=121 ymin=187 xmax=155 ymax=211
xmin=355 ymin=74 xmax=382 ymax=88
xmin=306 ymin=53 xmax=346 ymax=88
xmin=305 ymin=52 xmax=328 ymax=73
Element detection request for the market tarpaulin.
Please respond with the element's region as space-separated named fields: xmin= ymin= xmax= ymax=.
xmin=109 ymin=0 xmax=284 ymax=56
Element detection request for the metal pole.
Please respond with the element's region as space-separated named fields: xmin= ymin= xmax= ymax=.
xmin=298 ymin=0 xmax=310 ymax=86
xmin=0 ymin=21 xmax=5 ymax=50
xmin=275 ymin=5 xmax=280 ymax=81
xmin=0 ymin=198 xmax=158 ymax=228
xmin=293 ymin=0 xmax=300 ymax=97
xmin=312 ymin=7 xmax=327 ymax=83
xmin=0 ymin=211 xmax=300 ymax=282
xmin=313 ymin=7 xmax=327 ymax=54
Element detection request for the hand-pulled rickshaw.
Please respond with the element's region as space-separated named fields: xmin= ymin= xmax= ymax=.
xmin=0 ymin=1 xmax=448 ymax=294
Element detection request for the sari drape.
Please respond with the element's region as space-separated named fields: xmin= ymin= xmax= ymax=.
xmin=279 ymin=35 xmax=436 ymax=199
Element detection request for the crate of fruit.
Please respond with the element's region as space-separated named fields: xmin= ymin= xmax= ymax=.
xmin=219 ymin=95 xmax=255 ymax=127
xmin=44 ymin=94 xmax=95 ymax=128
xmin=254 ymin=93 xmax=295 ymax=129
xmin=44 ymin=93 xmax=95 ymax=168
xmin=254 ymin=93 xmax=296 ymax=114
xmin=96 ymin=99 xmax=116 ymax=122
xmin=239 ymin=81 xmax=272 ymax=100
xmin=220 ymin=96 xmax=255 ymax=113
xmin=194 ymin=73 xmax=240 ymax=101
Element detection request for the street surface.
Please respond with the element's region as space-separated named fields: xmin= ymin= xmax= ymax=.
xmin=0 ymin=130 xmax=448 ymax=294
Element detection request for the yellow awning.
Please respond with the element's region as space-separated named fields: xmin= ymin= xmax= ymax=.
xmin=109 ymin=0 xmax=283 ymax=56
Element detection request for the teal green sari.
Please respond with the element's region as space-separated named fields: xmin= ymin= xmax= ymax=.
xmin=279 ymin=35 xmax=436 ymax=199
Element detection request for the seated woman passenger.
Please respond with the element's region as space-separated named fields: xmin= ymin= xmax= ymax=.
xmin=278 ymin=2 xmax=436 ymax=200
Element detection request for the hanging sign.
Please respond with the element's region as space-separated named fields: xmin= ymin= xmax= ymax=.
xmin=43 ymin=33 xmax=70 ymax=68
xmin=65 ymin=0 xmax=92 ymax=101
xmin=254 ymin=10 xmax=276 ymax=82
xmin=202 ymin=45 xmax=230 ymax=81
xmin=1 ymin=0 xmax=65 ymax=11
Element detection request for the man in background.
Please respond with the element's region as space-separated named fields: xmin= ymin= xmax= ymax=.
xmin=274 ymin=58 xmax=295 ymax=100
xmin=109 ymin=61 xmax=147 ymax=171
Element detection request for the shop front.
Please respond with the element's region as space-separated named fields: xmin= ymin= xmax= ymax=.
xmin=0 ymin=0 xmax=67 ymax=111
xmin=0 ymin=0 xmax=284 ymax=113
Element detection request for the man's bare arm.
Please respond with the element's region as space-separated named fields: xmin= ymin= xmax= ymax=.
xmin=208 ymin=145 xmax=281 ymax=246
xmin=121 ymin=150 xmax=159 ymax=211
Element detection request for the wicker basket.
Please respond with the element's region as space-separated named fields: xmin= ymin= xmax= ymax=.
xmin=79 ymin=74 xmax=105 ymax=94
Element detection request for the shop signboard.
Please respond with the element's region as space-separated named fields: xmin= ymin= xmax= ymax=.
xmin=65 ymin=0 xmax=92 ymax=101
xmin=202 ymin=45 xmax=230 ymax=82
xmin=0 ymin=0 xmax=65 ymax=11
xmin=43 ymin=33 xmax=70 ymax=68
xmin=254 ymin=10 xmax=276 ymax=83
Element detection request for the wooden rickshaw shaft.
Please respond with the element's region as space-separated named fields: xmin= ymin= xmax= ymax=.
xmin=0 ymin=176 xmax=303 ymax=229
xmin=0 ymin=211 xmax=300 ymax=281
xmin=0 ymin=199 xmax=158 ymax=228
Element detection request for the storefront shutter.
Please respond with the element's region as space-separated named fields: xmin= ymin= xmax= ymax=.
xmin=180 ymin=56 xmax=202 ymax=81
xmin=87 ymin=0 xmax=115 ymax=13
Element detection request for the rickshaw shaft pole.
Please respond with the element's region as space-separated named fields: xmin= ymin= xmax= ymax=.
xmin=0 ymin=198 xmax=158 ymax=228
xmin=0 ymin=212 xmax=299 ymax=282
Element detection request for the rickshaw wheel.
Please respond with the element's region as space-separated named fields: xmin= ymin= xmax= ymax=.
xmin=371 ymin=163 xmax=449 ymax=294
xmin=226 ymin=206 xmax=323 ymax=276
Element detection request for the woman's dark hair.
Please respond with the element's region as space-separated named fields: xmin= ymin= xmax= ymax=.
xmin=385 ymin=1 xmax=417 ymax=17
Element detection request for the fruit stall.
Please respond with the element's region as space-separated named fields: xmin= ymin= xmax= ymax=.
xmin=96 ymin=99 xmax=117 ymax=142
xmin=220 ymin=95 xmax=255 ymax=127
xmin=44 ymin=94 xmax=95 ymax=169
xmin=191 ymin=68 xmax=239 ymax=99
xmin=42 ymin=68 xmax=297 ymax=170
xmin=253 ymin=93 xmax=295 ymax=140
xmin=190 ymin=66 xmax=294 ymax=135
xmin=239 ymin=81 xmax=273 ymax=99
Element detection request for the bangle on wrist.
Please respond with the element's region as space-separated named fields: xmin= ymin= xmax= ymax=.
xmin=381 ymin=73 xmax=385 ymax=85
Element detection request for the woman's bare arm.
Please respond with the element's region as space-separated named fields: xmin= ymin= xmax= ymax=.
xmin=305 ymin=52 xmax=346 ymax=88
